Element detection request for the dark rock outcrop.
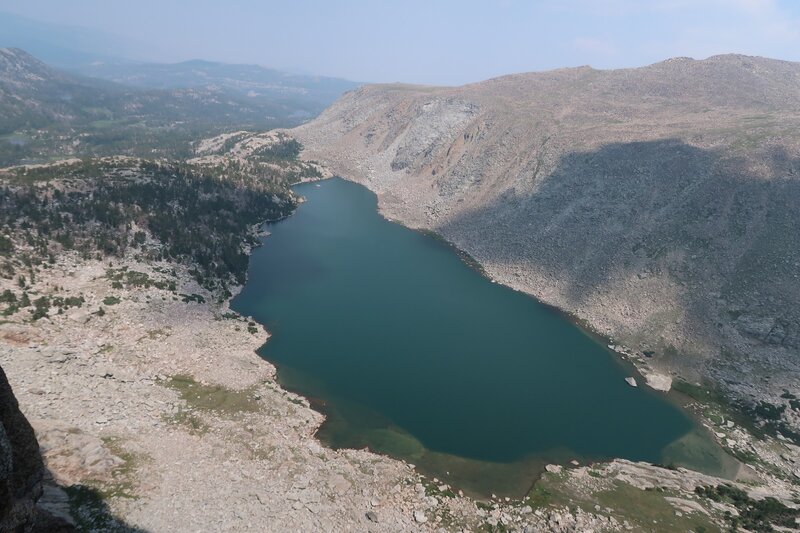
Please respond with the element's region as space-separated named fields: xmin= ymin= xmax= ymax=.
xmin=0 ymin=364 xmax=43 ymax=532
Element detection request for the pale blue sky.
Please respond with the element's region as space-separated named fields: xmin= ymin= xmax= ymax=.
xmin=1 ymin=0 xmax=799 ymax=84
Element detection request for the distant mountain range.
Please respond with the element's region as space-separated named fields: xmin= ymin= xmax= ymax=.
xmin=0 ymin=11 xmax=139 ymax=67
xmin=71 ymin=59 xmax=359 ymax=122
xmin=0 ymin=47 xmax=358 ymax=165
xmin=0 ymin=48 xmax=267 ymax=133
xmin=0 ymin=11 xmax=358 ymax=121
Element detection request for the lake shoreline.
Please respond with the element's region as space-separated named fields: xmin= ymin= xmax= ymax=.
xmin=274 ymin=164 xmax=800 ymax=479
xmin=315 ymin=173 xmax=785 ymax=451
xmin=0 ymin=172 xmax=787 ymax=531
xmin=415 ymin=224 xmax=742 ymax=476
xmin=325 ymin=177 xmax=736 ymax=437
xmin=234 ymin=176 xmax=740 ymax=497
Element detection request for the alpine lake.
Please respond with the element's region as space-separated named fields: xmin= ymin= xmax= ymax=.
xmin=232 ymin=177 xmax=737 ymax=497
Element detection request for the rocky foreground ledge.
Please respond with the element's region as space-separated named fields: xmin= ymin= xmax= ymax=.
xmin=0 ymin=243 xmax=798 ymax=532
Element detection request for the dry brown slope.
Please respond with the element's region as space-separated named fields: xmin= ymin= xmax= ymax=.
xmin=290 ymin=54 xmax=800 ymax=418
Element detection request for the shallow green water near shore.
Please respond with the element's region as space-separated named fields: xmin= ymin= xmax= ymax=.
xmin=232 ymin=177 xmax=732 ymax=496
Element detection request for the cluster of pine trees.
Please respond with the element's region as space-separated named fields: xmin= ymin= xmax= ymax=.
xmin=0 ymin=159 xmax=297 ymax=296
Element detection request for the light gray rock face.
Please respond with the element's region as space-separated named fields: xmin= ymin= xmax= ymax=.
xmin=390 ymin=99 xmax=478 ymax=171
xmin=290 ymin=54 xmax=800 ymax=419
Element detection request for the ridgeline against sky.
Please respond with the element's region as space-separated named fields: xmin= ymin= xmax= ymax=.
xmin=0 ymin=0 xmax=799 ymax=85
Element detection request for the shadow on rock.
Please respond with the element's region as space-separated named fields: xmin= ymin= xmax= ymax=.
xmin=54 ymin=483 xmax=149 ymax=533
xmin=438 ymin=139 xmax=800 ymax=387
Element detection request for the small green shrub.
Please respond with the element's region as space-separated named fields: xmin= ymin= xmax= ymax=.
xmin=103 ymin=296 xmax=121 ymax=306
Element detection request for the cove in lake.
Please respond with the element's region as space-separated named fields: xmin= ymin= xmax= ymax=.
xmin=232 ymin=177 xmax=735 ymax=497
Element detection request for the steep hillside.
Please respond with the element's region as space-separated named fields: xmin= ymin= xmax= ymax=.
xmin=290 ymin=55 xmax=800 ymax=421
xmin=0 ymin=365 xmax=44 ymax=531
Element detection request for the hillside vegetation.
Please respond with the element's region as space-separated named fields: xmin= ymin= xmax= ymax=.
xmin=0 ymin=126 xmax=323 ymax=323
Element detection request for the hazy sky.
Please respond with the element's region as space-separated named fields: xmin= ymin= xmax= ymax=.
xmin=2 ymin=0 xmax=800 ymax=85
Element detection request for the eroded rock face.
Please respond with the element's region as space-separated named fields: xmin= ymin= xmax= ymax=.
xmin=0 ymin=365 xmax=43 ymax=532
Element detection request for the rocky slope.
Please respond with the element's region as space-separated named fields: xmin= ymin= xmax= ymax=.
xmin=0 ymin=363 xmax=74 ymax=532
xmin=289 ymin=54 xmax=800 ymax=424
